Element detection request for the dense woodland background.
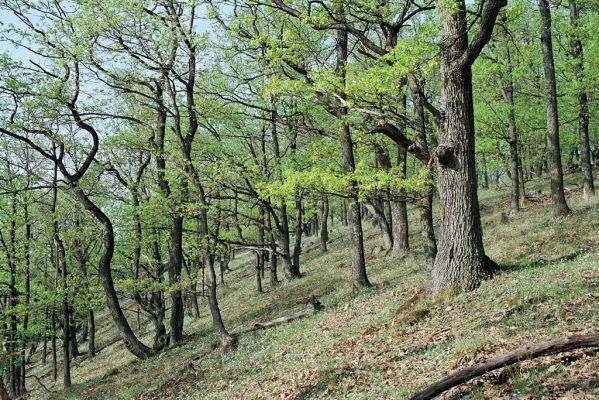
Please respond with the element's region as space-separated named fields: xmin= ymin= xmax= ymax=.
xmin=0 ymin=0 xmax=598 ymax=398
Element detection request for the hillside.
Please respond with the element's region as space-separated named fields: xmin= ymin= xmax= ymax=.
xmin=23 ymin=174 xmax=599 ymax=400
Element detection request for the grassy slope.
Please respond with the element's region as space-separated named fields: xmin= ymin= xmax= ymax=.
xmin=31 ymin=174 xmax=599 ymax=400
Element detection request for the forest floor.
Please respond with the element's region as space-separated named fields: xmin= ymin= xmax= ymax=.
xmin=29 ymin=173 xmax=599 ymax=400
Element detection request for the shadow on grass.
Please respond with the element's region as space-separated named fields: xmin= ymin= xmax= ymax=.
xmin=498 ymin=248 xmax=592 ymax=273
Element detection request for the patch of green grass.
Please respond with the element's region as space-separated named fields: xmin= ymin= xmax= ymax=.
xmin=28 ymin=173 xmax=599 ymax=400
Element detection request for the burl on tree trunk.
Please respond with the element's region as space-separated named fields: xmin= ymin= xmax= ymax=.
xmin=429 ymin=0 xmax=505 ymax=298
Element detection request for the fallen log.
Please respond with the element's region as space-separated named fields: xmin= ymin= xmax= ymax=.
xmin=190 ymin=296 xmax=324 ymax=363
xmin=235 ymin=295 xmax=324 ymax=336
xmin=410 ymin=333 xmax=599 ymax=400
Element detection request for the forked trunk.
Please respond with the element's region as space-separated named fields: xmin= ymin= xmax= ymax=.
xmin=430 ymin=0 xmax=500 ymax=297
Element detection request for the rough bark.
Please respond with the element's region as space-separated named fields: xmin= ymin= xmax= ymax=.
xmin=539 ymin=0 xmax=571 ymax=217
xmin=430 ymin=0 xmax=504 ymax=297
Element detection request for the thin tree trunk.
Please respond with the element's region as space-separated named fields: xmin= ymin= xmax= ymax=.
xmin=568 ymin=0 xmax=595 ymax=199
xmin=267 ymin=211 xmax=279 ymax=286
xmin=51 ymin=161 xmax=71 ymax=388
xmin=364 ymin=200 xmax=393 ymax=250
xmin=269 ymin=103 xmax=297 ymax=281
xmin=256 ymin=207 xmax=266 ymax=292
xmin=408 ymin=76 xmax=438 ymax=273
xmin=19 ymin=202 xmax=31 ymax=394
xmin=42 ymin=334 xmax=47 ymax=364
xmin=518 ymin=144 xmax=526 ymax=205
xmin=169 ymin=214 xmax=184 ymax=343
xmin=319 ymin=196 xmax=329 ymax=253
xmin=88 ymin=310 xmax=95 ymax=358
xmin=501 ymin=41 xmax=521 ymax=213
xmin=392 ymin=147 xmax=410 ymax=257
xmin=539 ymin=0 xmax=570 ymax=217
xmin=69 ymin=319 xmax=80 ymax=358
xmin=481 ymin=154 xmax=489 ymax=189
xmin=255 ymin=252 xmax=263 ymax=293
xmin=51 ymin=312 xmax=57 ymax=381
xmin=292 ymin=193 xmax=303 ymax=273
xmin=336 ymin=7 xmax=370 ymax=290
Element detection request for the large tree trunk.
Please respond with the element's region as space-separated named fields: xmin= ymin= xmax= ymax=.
xmin=430 ymin=0 xmax=501 ymax=297
xmin=568 ymin=0 xmax=595 ymax=200
xmin=539 ymin=0 xmax=570 ymax=217
xmin=336 ymin=17 xmax=370 ymax=291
